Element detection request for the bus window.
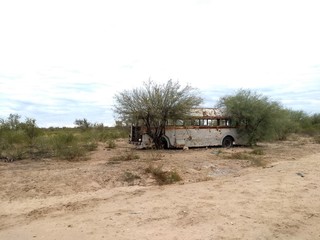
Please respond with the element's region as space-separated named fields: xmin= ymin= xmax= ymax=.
xmin=167 ymin=119 xmax=174 ymax=126
xmin=175 ymin=120 xmax=184 ymax=126
xmin=208 ymin=119 xmax=218 ymax=126
xmin=220 ymin=120 xmax=227 ymax=126
xmin=220 ymin=119 xmax=231 ymax=126
xmin=184 ymin=119 xmax=192 ymax=126
xmin=200 ymin=119 xmax=208 ymax=126
xmin=192 ymin=119 xmax=200 ymax=126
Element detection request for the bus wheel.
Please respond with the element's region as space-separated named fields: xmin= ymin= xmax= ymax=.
xmin=161 ymin=138 xmax=169 ymax=149
xmin=222 ymin=136 xmax=234 ymax=148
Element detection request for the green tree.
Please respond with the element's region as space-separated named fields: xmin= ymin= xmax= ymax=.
xmin=0 ymin=114 xmax=21 ymax=130
xmin=74 ymin=118 xmax=91 ymax=130
xmin=20 ymin=118 xmax=40 ymax=145
xmin=217 ymin=89 xmax=286 ymax=145
xmin=114 ymin=80 xmax=203 ymax=148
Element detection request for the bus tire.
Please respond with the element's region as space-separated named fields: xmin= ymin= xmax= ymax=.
xmin=222 ymin=136 xmax=234 ymax=148
xmin=161 ymin=137 xmax=169 ymax=149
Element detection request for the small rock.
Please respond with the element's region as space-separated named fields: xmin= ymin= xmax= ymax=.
xmin=296 ymin=172 xmax=305 ymax=177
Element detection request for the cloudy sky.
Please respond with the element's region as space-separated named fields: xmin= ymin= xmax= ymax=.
xmin=0 ymin=0 xmax=319 ymax=127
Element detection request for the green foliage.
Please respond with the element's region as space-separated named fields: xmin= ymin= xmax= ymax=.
xmin=114 ymin=79 xmax=203 ymax=148
xmin=145 ymin=165 xmax=182 ymax=185
xmin=50 ymin=133 xmax=84 ymax=160
xmin=107 ymin=139 xmax=116 ymax=149
xmin=74 ymin=118 xmax=91 ymax=130
xmin=0 ymin=114 xmax=128 ymax=161
xmin=218 ymin=89 xmax=293 ymax=145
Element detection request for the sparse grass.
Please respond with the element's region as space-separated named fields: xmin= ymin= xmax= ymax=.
xmin=226 ymin=150 xmax=267 ymax=168
xmin=250 ymin=158 xmax=267 ymax=167
xmin=227 ymin=152 xmax=253 ymax=160
xmin=145 ymin=165 xmax=182 ymax=185
xmin=107 ymin=139 xmax=116 ymax=149
xmin=148 ymin=150 xmax=164 ymax=161
xmin=123 ymin=171 xmax=141 ymax=184
xmin=83 ymin=141 xmax=98 ymax=151
xmin=109 ymin=151 xmax=140 ymax=163
xmin=313 ymin=135 xmax=320 ymax=144
xmin=250 ymin=148 xmax=265 ymax=155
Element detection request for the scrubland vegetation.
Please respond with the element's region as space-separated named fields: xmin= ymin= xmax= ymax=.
xmin=0 ymin=114 xmax=129 ymax=161
xmin=1 ymin=87 xmax=320 ymax=162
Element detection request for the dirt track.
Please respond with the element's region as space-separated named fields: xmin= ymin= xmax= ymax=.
xmin=1 ymin=137 xmax=319 ymax=239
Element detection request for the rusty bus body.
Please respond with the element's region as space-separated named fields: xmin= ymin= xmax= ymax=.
xmin=129 ymin=108 xmax=245 ymax=149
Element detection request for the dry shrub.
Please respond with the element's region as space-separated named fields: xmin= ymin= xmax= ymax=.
xmin=107 ymin=139 xmax=116 ymax=149
xmin=145 ymin=165 xmax=181 ymax=185
xmin=123 ymin=171 xmax=141 ymax=185
xmin=227 ymin=150 xmax=266 ymax=168
xmin=227 ymin=152 xmax=252 ymax=160
xmin=250 ymin=148 xmax=265 ymax=155
xmin=109 ymin=151 xmax=140 ymax=163
xmin=148 ymin=150 xmax=164 ymax=161
xmin=313 ymin=135 xmax=320 ymax=144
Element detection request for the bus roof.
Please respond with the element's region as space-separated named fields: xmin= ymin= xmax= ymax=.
xmin=189 ymin=108 xmax=227 ymax=118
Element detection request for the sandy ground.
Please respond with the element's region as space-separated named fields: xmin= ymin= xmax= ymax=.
xmin=0 ymin=136 xmax=320 ymax=240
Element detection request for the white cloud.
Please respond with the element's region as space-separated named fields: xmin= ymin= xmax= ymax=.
xmin=0 ymin=0 xmax=320 ymax=126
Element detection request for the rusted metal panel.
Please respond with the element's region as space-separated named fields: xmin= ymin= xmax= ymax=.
xmin=188 ymin=108 xmax=226 ymax=118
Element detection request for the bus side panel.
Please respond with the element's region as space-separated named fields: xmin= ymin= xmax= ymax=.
xmin=164 ymin=127 xmax=241 ymax=148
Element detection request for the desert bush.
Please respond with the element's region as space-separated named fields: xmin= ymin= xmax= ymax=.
xmin=107 ymin=139 xmax=116 ymax=149
xmin=145 ymin=165 xmax=181 ymax=185
xmin=109 ymin=151 xmax=140 ymax=163
xmin=0 ymin=114 xmax=131 ymax=161
xmin=227 ymin=152 xmax=253 ymax=160
xmin=82 ymin=141 xmax=98 ymax=151
xmin=122 ymin=171 xmax=141 ymax=184
xmin=148 ymin=150 xmax=164 ymax=161
xmin=0 ymin=145 xmax=24 ymax=161
xmin=55 ymin=144 xmax=85 ymax=160
xmin=226 ymin=151 xmax=266 ymax=167
xmin=250 ymin=157 xmax=267 ymax=167
xmin=51 ymin=133 xmax=85 ymax=160
xmin=314 ymin=135 xmax=320 ymax=144
xmin=250 ymin=148 xmax=265 ymax=155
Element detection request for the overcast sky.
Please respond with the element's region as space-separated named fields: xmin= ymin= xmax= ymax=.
xmin=0 ymin=0 xmax=319 ymax=127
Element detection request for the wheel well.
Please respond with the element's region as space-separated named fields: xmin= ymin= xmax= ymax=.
xmin=161 ymin=136 xmax=170 ymax=149
xmin=222 ymin=135 xmax=235 ymax=147
xmin=224 ymin=135 xmax=234 ymax=141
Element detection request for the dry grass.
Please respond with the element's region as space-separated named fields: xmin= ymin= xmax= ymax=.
xmin=145 ymin=165 xmax=182 ymax=185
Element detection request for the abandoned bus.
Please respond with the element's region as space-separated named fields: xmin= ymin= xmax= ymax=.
xmin=129 ymin=108 xmax=245 ymax=149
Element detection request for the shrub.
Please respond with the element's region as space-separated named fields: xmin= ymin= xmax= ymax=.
xmin=250 ymin=148 xmax=265 ymax=155
xmin=145 ymin=165 xmax=182 ymax=185
xmin=83 ymin=142 xmax=98 ymax=151
xmin=148 ymin=150 xmax=164 ymax=161
xmin=123 ymin=171 xmax=141 ymax=184
xmin=227 ymin=152 xmax=253 ymax=160
xmin=314 ymin=135 xmax=320 ymax=144
xmin=226 ymin=151 xmax=266 ymax=167
xmin=109 ymin=151 xmax=140 ymax=163
xmin=51 ymin=133 xmax=86 ymax=160
xmin=107 ymin=139 xmax=116 ymax=149
xmin=250 ymin=158 xmax=267 ymax=167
